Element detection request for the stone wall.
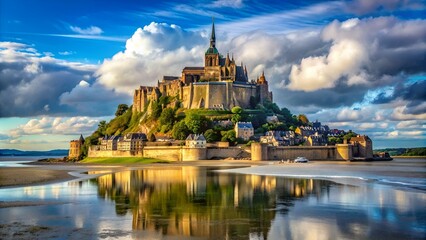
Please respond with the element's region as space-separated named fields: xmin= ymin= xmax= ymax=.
xmin=206 ymin=147 xmax=249 ymax=159
xmin=232 ymin=83 xmax=257 ymax=109
xmin=251 ymin=143 xmax=352 ymax=161
xmin=268 ymin=146 xmax=336 ymax=160
xmin=88 ymin=149 xmax=143 ymax=158
xmin=143 ymin=146 xmax=182 ymax=161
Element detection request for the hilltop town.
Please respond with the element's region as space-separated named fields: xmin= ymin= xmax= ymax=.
xmin=69 ymin=21 xmax=373 ymax=162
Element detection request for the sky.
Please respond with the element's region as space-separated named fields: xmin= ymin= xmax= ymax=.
xmin=0 ymin=0 xmax=425 ymax=150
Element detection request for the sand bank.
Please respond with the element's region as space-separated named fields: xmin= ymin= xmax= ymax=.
xmin=0 ymin=167 xmax=75 ymax=188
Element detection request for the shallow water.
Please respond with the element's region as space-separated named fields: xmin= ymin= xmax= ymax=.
xmin=0 ymin=166 xmax=425 ymax=239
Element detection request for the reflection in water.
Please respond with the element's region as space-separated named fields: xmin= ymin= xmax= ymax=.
xmin=1 ymin=166 xmax=424 ymax=239
xmin=89 ymin=167 xmax=335 ymax=239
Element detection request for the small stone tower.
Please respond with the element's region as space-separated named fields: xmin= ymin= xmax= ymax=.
xmin=69 ymin=134 xmax=84 ymax=160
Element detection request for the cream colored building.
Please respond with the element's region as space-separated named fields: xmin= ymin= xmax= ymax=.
xmin=235 ymin=122 xmax=254 ymax=141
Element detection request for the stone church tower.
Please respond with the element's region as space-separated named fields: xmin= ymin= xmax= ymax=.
xmin=132 ymin=19 xmax=273 ymax=112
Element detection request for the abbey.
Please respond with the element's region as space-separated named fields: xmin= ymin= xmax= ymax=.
xmin=133 ymin=21 xmax=273 ymax=112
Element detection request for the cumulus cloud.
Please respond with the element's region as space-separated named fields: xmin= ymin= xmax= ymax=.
xmin=0 ymin=41 xmax=126 ymax=117
xmin=96 ymin=22 xmax=206 ymax=94
xmin=59 ymin=80 xmax=130 ymax=116
xmin=287 ymin=17 xmax=426 ymax=93
xmin=70 ymin=25 xmax=103 ymax=35
xmin=9 ymin=116 xmax=101 ymax=137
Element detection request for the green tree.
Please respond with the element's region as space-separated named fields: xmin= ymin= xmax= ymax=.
xmin=343 ymin=131 xmax=357 ymax=141
xmin=115 ymin=104 xmax=129 ymax=117
xmin=231 ymin=114 xmax=242 ymax=124
xmin=151 ymin=101 xmax=162 ymax=119
xmin=328 ymin=136 xmax=342 ymax=145
xmin=97 ymin=120 xmax=107 ymax=135
xmin=204 ymin=129 xmax=221 ymax=142
xmin=221 ymin=130 xmax=236 ymax=144
xmin=184 ymin=112 xmax=210 ymax=134
xmin=172 ymin=120 xmax=190 ymax=140
xmin=231 ymin=106 xmax=243 ymax=114
xmin=159 ymin=108 xmax=176 ymax=133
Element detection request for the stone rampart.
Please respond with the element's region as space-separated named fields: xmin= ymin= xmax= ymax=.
xmin=268 ymin=146 xmax=336 ymax=160
xmin=143 ymin=146 xmax=182 ymax=161
xmin=206 ymin=147 xmax=249 ymax=159
xmin=251 ymin=143 xmax=351 ymax=161
xmin=88 ymin=149 xmax=143 ymax=158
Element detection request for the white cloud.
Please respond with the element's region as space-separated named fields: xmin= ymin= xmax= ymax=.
xmin=70 ymin=25 xmax=103 ymax=35
xmin=9 ymin=116 xmax=101 ymax=137
xmin=95 ymin=22 xmax=206 ymax=94
xmin=391 ymin=104 xmax=426 ymax=120
xmin=58 ymin=51 xmax=75 ymax=56
xmin=0 ymin=41 xmax=100 ymax=117
xmin=210 ymin=0 xmax=243 ymax=8
xmin=336 ymin=108 xmax=362 ymax=121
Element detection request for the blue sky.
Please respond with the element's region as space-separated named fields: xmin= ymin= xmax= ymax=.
xmin=0 ymin=0 xmax=425 ymax=150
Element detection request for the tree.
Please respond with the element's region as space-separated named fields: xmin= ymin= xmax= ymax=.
xmin=97 ymin=120 xmax=107 ymax=135
xmin=172 ymin=120 xmax=190 ymax=140
xmin=231 ymin=106 xmax=243 ymax=114
xmin=204 ymin=129 xmax=221 ymax=142
xmin=298 ymin=114 xmax=309 ymax=125
xmin=343 ymin=131 xmax=357 ymax=141
xmin=184 ymin=112 xmax=210 ymax=134
xmin=150 ymin=101 xmax=162 ymax=119
xmin=231 ymin=114 xmax=242 ymax=124
xmin=159 ymin=108 xmax=176 ymax=133
xmin=115 ymin=104 xmax=129 ymax=117
xmin=221 ymin=130 xmax=236 ymax=145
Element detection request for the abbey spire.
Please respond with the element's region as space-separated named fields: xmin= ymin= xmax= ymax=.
xmin=210 ymin=18 xmax=216 ymax=48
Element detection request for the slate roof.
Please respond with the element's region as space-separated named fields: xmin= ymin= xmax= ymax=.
xmin=236 ymin=122 xmax=253 ymax=129
xmin=186 ymin=134 xmax=206 ymax=141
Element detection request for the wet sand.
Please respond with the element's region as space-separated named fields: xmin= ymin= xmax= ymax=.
xmin=0 ymin=167 xmax=76 ymax=188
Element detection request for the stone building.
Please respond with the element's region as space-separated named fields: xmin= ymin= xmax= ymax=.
xmin=133 ymin=20 xmax=273 ymax=112
xmin=235 ymin=122 xmax=254 ymax=141
xmin=186 ymin=134 xmax=207 ymax=148
xmin=69 ymin=134 xmax=84 ymax=159
xmin=117 ymin=133 xmax=147 ymax=153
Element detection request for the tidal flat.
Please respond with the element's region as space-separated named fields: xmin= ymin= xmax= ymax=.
xmin=0 ymin=157 xmax=425 ymax=239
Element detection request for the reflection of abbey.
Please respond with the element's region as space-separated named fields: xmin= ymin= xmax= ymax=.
xmin=133 ymin=21 xmax=273 ymax=112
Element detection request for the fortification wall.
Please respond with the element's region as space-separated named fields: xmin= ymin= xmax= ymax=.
xmin=206 ymin=147 xmax=249 ymax=159
xmin=232 ymin=84 xmax=257 ymax=109
xmin=336 ymin=144 xmax=352 ymax=161
xmin=182 ymin=86 xmax=192 ymax=109
xmin=143 ymin=146 xmax=182 ymax=161
xmin=268 ymin=146 xmax=336 ymax=160
xmin=181 ymin=148 xmax=207 ymax=161
xmin=251 ymin=144 xmax=345 ymax=161
xmin=88 ymin=149 xmax=143 ymax=158
xmin=191 ymin=84 xmax=208 ymax=108
xmin=207 ymin=84 xmax=227 ymax=108
xmin=251 ymin=143 xmax=269 ymax=161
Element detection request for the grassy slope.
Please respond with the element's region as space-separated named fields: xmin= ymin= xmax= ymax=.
xmin=81 ymin=157 xmax=170 ymax=164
